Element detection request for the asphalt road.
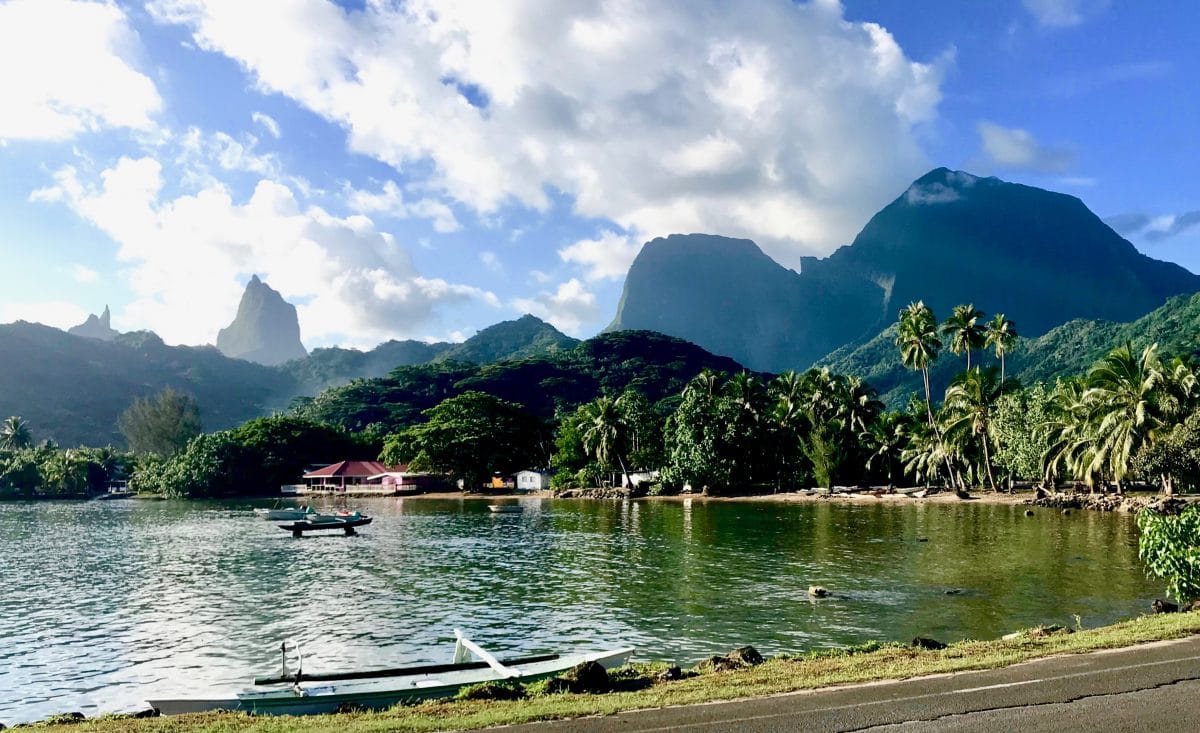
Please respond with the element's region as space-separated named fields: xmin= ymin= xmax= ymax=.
xmin=502 ymin=636 xmax=1200 ymax=732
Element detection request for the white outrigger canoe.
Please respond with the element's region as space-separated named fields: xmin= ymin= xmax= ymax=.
xmin=148 ymin=630 xmax=633 ymax=716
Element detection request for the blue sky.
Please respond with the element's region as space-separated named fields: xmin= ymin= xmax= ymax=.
xmin=1 ymin=0 xmax=1197 ymax=349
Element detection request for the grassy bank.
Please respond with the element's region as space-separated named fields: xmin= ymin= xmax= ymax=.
xmin=20 ymin=611 xmax=1200 ymax=732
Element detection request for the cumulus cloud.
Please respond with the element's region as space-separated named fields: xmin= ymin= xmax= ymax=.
xmin=512 ymin=278 xmax=599 ymax=336
xmin=559 ymin=230 xmax=642 ymax=281
xmin=251 ymin=111 xmax=281 ymax=139
xmin=345 ymin=180 xmax=461 ymax=232
xmin=977 ymin=121 xmax=1074 ymax=172
xmin=1021 ymin=0 xmax=1109 ymax=28
xmin=1105 ymin=211 xmax=1200 ymax=242
xmin=148 ymin=0 xmax=946 ymax=265
xmin=31 ymin=157 xmax=496 ymax=348
xmin=0 ymin=0 xmax=160 ymax=142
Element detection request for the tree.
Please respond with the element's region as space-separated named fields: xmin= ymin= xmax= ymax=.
xmin=662 ymin=371 xmax=738 ymax=491
xmin=118 ymin=388 xmax=202 ymax=456
xmin=380 ymin=391 xmax=546 ymax=491
xmin=581 ymin=396 xmax=631 ymax=486
xmin=895 ymin=301 xmax=942 ymax=427
xmin=941 ymin=367 xmax=1011 ymax=491
xmin=985 ymin=314 xmax=1018 ymax=384
xmin=942 ymin=304 xmax=987 ymax=370
xmin=0 ymin=416 xmax=32 ymax=450
xmin=992 ymin=384 xmax=1052 ymax=483
xmin=863 ymin=412 xmax=910 ymax=488
xmin=1138 ymin=504 xmax=1200 ymax=602
xmin=1083 ymin=343 xmax=1166 ymax=492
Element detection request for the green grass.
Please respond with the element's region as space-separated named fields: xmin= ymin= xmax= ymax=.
xmin=20 ymin=612 xmax=1200 ymax=732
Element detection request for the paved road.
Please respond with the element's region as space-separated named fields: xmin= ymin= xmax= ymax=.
xmin=502 ymin=636 xmax=1200 ymax=732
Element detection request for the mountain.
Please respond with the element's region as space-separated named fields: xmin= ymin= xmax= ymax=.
xmin=0 ymin=321 xmax=295 ymax=446
xmin=610 ymin=169 xmax=1200 ymax=373
xmin=295 ymin=330 xmax=753 ymax=433
xmin=67 ymin=306 xmax=118 ymax=341
xmin=819 ymin=291 xmax=1200 ymax=407
xmin=216 ymin=275 xmax=308 ymax=366
xmin=434 ymin=314 xmax=579 ymax=364
xmin=281 ymin=339 xmax=453 ymax=393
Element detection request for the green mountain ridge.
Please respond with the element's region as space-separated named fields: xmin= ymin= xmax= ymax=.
xmin=0 ymin=314 xmax=580 ymax=447
xmin=293 ymin=330 xmax=755 ymax=433
xmin=610 ymin=168 xmax=1200 ymax=373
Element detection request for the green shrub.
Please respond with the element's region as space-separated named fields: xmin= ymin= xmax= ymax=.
xmin=1138 ymin=503 xmax=1200 ymax=601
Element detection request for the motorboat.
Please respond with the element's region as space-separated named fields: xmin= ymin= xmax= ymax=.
xmin=254 ymin=504 xmax=317 ymax=521
xmin=148 ymin=630 xmax=633 ymax=716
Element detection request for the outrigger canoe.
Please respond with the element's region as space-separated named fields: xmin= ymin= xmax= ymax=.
xmin=278 ymin=512 xmax=372 ymax=536
xmin=147 ymin=630 xmax=633 ymax=716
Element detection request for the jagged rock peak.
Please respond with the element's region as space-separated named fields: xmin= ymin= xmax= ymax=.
xmin=216 ymin=276 xmax=308 ymax=366
xmin=68 ymin=305 xmax=118 ymax=341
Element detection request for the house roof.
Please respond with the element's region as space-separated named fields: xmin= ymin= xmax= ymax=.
xmin=303 ymin=460 xmax=399 ymax=479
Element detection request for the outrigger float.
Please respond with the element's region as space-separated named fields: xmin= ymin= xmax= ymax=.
xmin=147 ymin=630 xmax=633 ymax=716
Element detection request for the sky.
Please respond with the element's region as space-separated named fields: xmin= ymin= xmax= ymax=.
xmin=1 ymin=0 xmax=1197 ymax=349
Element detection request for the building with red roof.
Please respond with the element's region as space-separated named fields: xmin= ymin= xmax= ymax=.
xmin=299 ymin=461 xmax=446 ymax=494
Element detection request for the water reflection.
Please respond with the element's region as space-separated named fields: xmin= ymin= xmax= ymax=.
xmin=0 ymin=497 xmax=1158 ymax=723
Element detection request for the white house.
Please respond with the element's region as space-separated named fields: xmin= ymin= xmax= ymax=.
xmin=516 ymin=470 xmax=552 ymax=491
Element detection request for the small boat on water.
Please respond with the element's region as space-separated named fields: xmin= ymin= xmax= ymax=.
xmin=255 ymin=504 xmax=317 ymax=521
xmin=487 ymin=504 xmax=524 ymax=513
xmin=278 ymin=511 xmax=372 ymax=536
xmin=147 ymin=630 xmax=633 ymax=716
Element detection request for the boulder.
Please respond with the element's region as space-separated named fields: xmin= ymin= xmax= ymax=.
xmin=911 ymin=637 xmax=947 ymax=650
xmin=544 ymin=661 xmax=610 ymax=694
xmin=657 ymin=665 xmax=683 ymax=681
xmin=1024 ymin=509 xmax=1035 ymax=517
xmin=808 ymin=585 xmax=830 ymax=598
xmin=727 ymin=646 xmax=764 ymax=666
xmin=1152 ymin=599 xmax=1180 ymax=614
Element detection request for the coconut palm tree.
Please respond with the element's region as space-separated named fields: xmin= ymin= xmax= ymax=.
xmin=582 ymin=396 xmax=630 ymax=488
xmin=863 ymin=412 xmax=910 ymax=488
xmin=941 ymin=367 xmax=1009 ymax=491
xmin=1083 ymin=343 xmax=1167 ymax=492
xmin=985 ymin=314 xmax=1018 ymax=384
xmin=0 ymin=416 xmax=32 ymax=450
xmin=896 ymin=301 xmax=943 ymax=427
xmin=942 ymin=304 xmax=987 ymax=370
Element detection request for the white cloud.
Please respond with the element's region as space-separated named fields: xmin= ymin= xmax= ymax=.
xmin=479 ymin=250 xmax=503 ymax=274
xmin=559 ymin=230 xmax=642 ymax=281
xmin=176 ymin=127 xmax=283 ymax=180
xmin=149 ymin=0 xmax=946 ymax=266
xmin=345 ymin=180 xmax=461 ymax=233
xmin=70 ymin=264 xmax=99 ymax=283
xmin=512 ymin=278 xmax=599 ymax=336
xmin=977 ymin=121 xmax=1074 ymax=172
xmin=1 ymin=300 xmax=89 ymax=329
xmin=1021 ymin=0 xmax=1109 ymax=28
xmin=32 ymin=156 xmax=496 ymax=349
xmin=251 ymin=111 xmax=281 ymax=139
xmin=0 ymin=0 xmax=160 ymax=142
xmin=1107 ymin=210 xmax=1200 ymax=243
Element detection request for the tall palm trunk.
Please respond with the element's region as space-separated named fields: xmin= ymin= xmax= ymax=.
xmin=981 ymin=434 xmax=997 ymax=491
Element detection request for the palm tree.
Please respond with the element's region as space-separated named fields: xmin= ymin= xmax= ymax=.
xmin=582 ymin=396 xmax=630 ymax=488
xmin=0 ymin=416 xmax=32 ymax=450
xmin=896 ymin=301 xmax=942 ymax=427
xmin=985 ymin=314 xmax=1018 ymax=384
xmin=863 ymin=412 xmax=909 ymax=489
xmin=941 ymin=367 xmax=1008 ymax=491
xmin=1083 ymin=343 xmax=1166 ymax=492
xmin=942 ymin=304 xmax=987 ymax=370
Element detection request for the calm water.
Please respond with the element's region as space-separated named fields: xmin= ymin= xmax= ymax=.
xmin=0 ymin=497 xmax=1160 ymax=723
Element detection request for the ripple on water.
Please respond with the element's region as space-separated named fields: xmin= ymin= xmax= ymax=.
xmin=0 ymin=497 xmax=1160 ymax=723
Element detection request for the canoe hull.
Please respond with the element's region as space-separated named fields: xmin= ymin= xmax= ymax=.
xmin=148 ymin=647 xmax=633 ymax=716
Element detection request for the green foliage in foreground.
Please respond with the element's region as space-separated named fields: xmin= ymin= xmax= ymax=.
xmin=0 ymin=444 xmax=135 ymax=499
xmin=30 ymin=612 xmax=1200 ymax=733
xmin=1138 ymin=504 xmax=1200 ymax=602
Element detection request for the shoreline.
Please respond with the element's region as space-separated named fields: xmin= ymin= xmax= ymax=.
xmin=24 ymin=611 xmax=1200 ymax=732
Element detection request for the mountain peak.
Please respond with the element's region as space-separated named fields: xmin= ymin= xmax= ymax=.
xmin=434 ymin=314 xmax=579 ymax=364
xmin=610 ymin=171 xmax=1200 ymax=372
xmin=67 ymin=305 xmax=118 ymax=342
xmin=216 ymin=277 xmax=307 ymax=366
